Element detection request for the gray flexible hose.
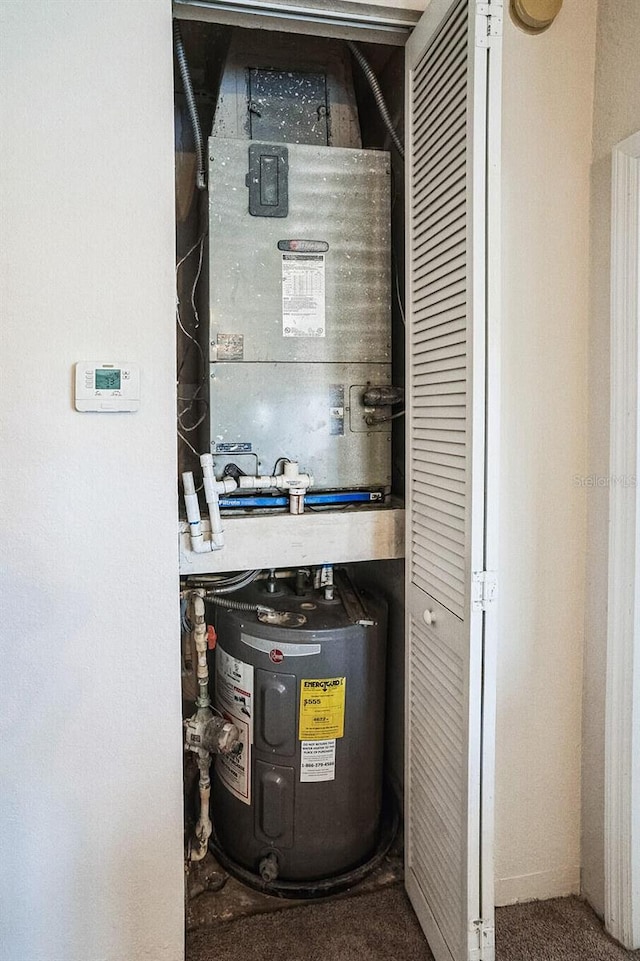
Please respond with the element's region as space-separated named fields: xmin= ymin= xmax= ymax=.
xmin=347 ymin=41 xmax=404 ymax=160
xmin=173 ymin=20 xmax=206 ymax=190
xmin=185 ymin=571 xmax=262 ymax=594
xmin=205 ymin=594 xmax=274 ymax=615
xmin=204 ymin=570 xmax=262 ymax=595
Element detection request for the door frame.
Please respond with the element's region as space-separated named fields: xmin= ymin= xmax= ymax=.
xmin=606 ymin=129 xmax=640 ymax=951
xmin=172 ymin=2 xmax=502 ymax=955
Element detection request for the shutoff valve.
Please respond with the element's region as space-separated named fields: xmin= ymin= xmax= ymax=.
xmin=184 ymin=712 xmax=240 ymax=757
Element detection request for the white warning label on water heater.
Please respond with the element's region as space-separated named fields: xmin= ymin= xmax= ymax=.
xmin=215 ymin=646 xmax=253 ymax=805
xmin=282 ymin=253 xmax=326 ymax=338
xmin=300 ymin=739 xmax=336 ymax=782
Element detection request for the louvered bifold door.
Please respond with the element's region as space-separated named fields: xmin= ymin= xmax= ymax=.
xmin=404 ymin=2 xmax=502 ymax=961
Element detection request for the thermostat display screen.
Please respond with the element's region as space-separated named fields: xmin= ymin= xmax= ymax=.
xmin=75 ymin=362 xmax=139 ymax=412
xmin=95 ymin=369 xmax=121 ymax=390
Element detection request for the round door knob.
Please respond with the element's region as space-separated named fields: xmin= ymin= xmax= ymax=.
xmin=511 ymin=0 xmax=563 ymax=33
xmin=423 ymin=609 xmax=435 ymax=626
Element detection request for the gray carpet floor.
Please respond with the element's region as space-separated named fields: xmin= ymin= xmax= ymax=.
xmin=495 ymin=896 xmax=640 ymax=961
xmin=187 ymin=884 xmax=640 ymax=961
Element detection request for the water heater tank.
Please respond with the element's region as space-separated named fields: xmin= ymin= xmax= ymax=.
xmin=207 ymin=574 xmax=387 ymax=883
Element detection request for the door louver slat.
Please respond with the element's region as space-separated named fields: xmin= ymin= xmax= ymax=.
xmin=412 ymin=6 xmax=468 ymax=97
xmin=414 ymin=366 xmax=466 ymax=385
xmin=408 ymin=615 xmax=465 ymax=949
xmin=413 ymin=233 xmax=465 ymax=277
xmin=413 ymin=271 xmax=465 ymax=308
xmin=414 ymin=135 xmax=466 ymax=191
xmin=413 ymin=207 xmax=466 ymax=259
xmin=413 ymin=94 xmax=467 ymax=167
xmin=414 ymin=466 xmax=465 ymax=493
xmin=416 ymin=529 xmax=465 ymax=565
xmin=413 ymin=156 xmax=466 ymax=212
xmin=410 ymin=0 xmax=467 ymax=615
xmin=414 ymin=320 xmax=465 ymax=347
xmin=413 ymin=195 xmax=465 ymax=246
xmin=414 ymin=380 xmax=466 ymax=397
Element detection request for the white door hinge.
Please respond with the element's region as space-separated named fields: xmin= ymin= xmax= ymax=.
xmin=476 ymin=2 xmax=503 ymax=47
xmin=472 ymin=570 xmax=498 ymax=611
xmin=468 ymin=918 xmax=496 ymax=960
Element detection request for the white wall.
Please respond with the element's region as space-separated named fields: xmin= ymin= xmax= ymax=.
xmin=582 ymin=0 xmax=640 ymax=918
xmin=0 ymin=3 xmax=185 ymax=960
xmin=494 ymin=0 xmax=597 ymax=905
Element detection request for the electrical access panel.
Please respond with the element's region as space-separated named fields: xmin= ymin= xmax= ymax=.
xmin=207 ymin=138 xmax=391 ymax=491
xmin=210 ymin=362 xmax=391 ymax=489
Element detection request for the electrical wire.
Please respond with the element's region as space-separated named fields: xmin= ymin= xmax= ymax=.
xmin=176 ymin=235 xmax=206 ymax=373
xmin=271 ymin=456 xmax=291 ymax=475
xmin=368 ymin=409 xmax=405 ymax=426
xmin=189 ymin=233 xmax=204 ymax=328
xmin=347 ymin=41 xmax=405 ymax=160
xmin=176 ymin=232 xmax=206 ymax=272
xmin=173 ymin=20 xmax=206 ymax=191
xmin=177 ymin=429 xmax=202 ymax=460
xmin=176 ymin=232 xmax=208 ymax=433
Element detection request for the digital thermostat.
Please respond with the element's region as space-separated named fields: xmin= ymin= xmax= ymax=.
xmin=75 ymin=362 xmax=140 ymax=412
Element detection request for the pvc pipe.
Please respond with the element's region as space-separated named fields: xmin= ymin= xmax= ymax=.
xmin=200 ymin=455 xmax=224 ymax=548
xmin=183 ymin=463 xmax=238 ymax=553
xmin=182 ymin=471 xmax=206 ymax=552
xmin=237 ymin=475 xmax=275 ymax=490
xmin=200 ymin=453 xmax=216 ymax=501
xmin=237 ymin=471 xmax=313 ymax=491
xmin=210 ymin=488 xmax=224 ymax=548
xmin=183 ymin=455 xmax=315 ymax=555
xmin=201 ymin=456 xmax=238 ymax=549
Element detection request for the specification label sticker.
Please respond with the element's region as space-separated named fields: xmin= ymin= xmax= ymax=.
xmin=300 ymin=739 xmax=336 ymax=782
xmin=299 ymin=677 xmax=346 ymax=740
xmin=215 ymin=646 xmax=253 ymax=805
xmin=282 ymin=253 xmax=326 ymax=338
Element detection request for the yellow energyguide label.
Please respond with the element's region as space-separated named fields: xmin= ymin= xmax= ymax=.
xmin=299 ymin=677 xmax=346 ymax=740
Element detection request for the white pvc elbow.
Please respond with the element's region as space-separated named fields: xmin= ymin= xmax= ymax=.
xmin=182 ymin=455 xmax=312 ymax=555
xmin=182 ymin=462 xmax=237 ymax=554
